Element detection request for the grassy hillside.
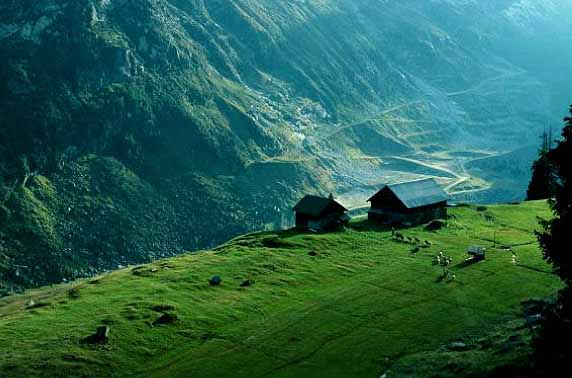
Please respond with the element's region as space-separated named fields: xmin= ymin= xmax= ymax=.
xmin=2 ymin=0 xmax=572 ymax=293
xmin=0 ymin=201 xmax=561 ymax=377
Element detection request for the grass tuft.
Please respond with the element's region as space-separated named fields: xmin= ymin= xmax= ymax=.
xmin=150 ymin=304 xmax=177 ymax=312
xmin=68 ymin=286 xmax=81 ymax=300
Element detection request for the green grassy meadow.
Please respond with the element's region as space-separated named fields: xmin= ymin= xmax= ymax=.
xmin=0 ymin=201 xmax=561 ymax=377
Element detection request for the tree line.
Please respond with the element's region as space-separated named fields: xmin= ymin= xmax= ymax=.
xmin=527 ymin=104 xmax=572 ymax=376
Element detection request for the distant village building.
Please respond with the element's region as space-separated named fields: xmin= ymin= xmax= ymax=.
xmin=293 ymin=194 xmax=349 ymax=231
xmin=367 ymin=178 xmax=448 ymax=224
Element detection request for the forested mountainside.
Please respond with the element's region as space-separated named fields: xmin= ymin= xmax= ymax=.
xmin=1 ymin=0 xmax=571 ymax=294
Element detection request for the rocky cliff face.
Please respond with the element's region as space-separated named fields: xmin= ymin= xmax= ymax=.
xmin=1 ymin=0 xmax=571 ymax=294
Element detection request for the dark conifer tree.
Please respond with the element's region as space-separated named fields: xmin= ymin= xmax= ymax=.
xmin=527 ymin=130 xmax=555 ymax=200
xmin=533 ymin=105 xmax=572 ymax=375
xmin=539 ymin=106 xmax=572 ymax=281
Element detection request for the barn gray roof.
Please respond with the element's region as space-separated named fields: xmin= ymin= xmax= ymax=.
xmin=293 ymin=195 xmax=348 ymax=217
xmin=369 ymin=178 xmax=449 ymax=209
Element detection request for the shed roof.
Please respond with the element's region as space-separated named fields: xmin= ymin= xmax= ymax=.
xmin=368 ymin=178 xmax=449 ymax=209
xmin=468 ymin=246 xmax=486 ymax=254
xmin=293 ymin=195 xmax=348 ymax=217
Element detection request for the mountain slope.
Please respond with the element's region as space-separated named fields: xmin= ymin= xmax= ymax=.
xmin=1 ymin=0 xmax=571 ymax=293
xmin=0 ymin=201 xmax=561 ymax=377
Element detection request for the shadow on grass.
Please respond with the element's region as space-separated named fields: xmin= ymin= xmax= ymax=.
xmin=517 ymin=265 xmax=555 ymax=275
xmin=455 ymin=258 xmax=483 ymax=269
xmin=348 ymin=219 xmax=411 ymax=233
xmin=278 ymin=227 xmax=348 ymax=241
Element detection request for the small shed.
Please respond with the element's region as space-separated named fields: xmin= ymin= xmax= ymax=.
xmin=368 ymin=178 xmax=448 ymax=224
xmin=467 ymin=246 xmax=486 ymax=260
xmin=293 ymin=194 xmax=349 ymax=232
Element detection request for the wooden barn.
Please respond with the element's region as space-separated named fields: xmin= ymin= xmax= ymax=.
xmin=367 ymin=178 xmax=448 ymax=224
xmin=293 ymin=194 xmax=349 ymax=231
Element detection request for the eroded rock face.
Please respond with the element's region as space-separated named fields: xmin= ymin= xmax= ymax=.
xmin=1 ymin=0 xmax=572 ymax=294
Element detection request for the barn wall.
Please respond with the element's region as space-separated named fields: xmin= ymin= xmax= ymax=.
xmin=295 ymin=213 xmax=310 ymax=228
xmin=295 ymin=209 xmax=348 ymax=231
xmin=368 ymin=202 xmax=447 ymax=225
